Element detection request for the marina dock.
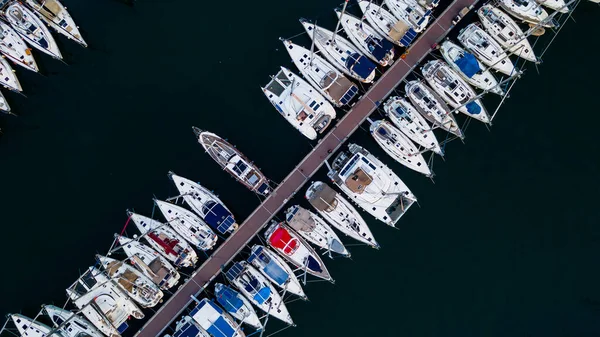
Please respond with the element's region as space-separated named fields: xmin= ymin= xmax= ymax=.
xmin=136 ymin=0 xmax=476 ymax=335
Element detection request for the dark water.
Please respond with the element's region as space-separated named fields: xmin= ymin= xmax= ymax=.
xmin=1 ymin=0 xmax=600 ymax=336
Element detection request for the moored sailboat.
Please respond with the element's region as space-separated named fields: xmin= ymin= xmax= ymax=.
xmin=358 ymin=0 xmax=418 ymax=47
xmin=457 ymin=23 xmax=515 ymax=76
xmin=9 ymin=313 xmax=65 ymax=337
xmin=190 ymin=298 xmax=246 ymax=337
xmin=214 ymin=283 xmax=263 ymax=330
xmin=0 ymin=21 xmax=37 ymax=72
xmin=247 ymin=245 xmax=306 ymax=299
xmin=24 ymin=0 xmax=87 ymax=47
xmin=42 ymin=305 xmax=104 ymax=337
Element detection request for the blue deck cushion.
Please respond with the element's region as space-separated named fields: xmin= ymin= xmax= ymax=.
xmin=367 ymin=36 xmax=394 ymax=62
xmin=173 ymin=322 xmax=200 ymax=337
xmin=466 ymin=101 xmax=482 ymax=114
xmin=207 ymin=316 xmax=235 ymax=337
xmin=306 ymin=255 xmax=323 ymax=273
xmin=202 ymin=201 xmax=235 ymax=234
xmin=117 ymin=322 xmax=128 ymax=334
xmin=345 ymin=53 xmax=376 ymax=80
xmin=455 ymin=53 xmax=480 ymax=78
xmin=253 ymin=287 xmax=271 ymax=305
xmin=215 ymin=285 xmax=243 ymax=313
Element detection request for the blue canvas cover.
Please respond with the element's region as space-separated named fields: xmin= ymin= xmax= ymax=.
xmin=207 ymin=317 xmax=235 ymax=337
xmin=345 ymin=53 xmax=376 ymax=79
xmin=253 ymin=287 xmax=271 ymax=305
xmin=247 ymin=247 xmax=289 ymax=286
xmin=173 ymin=321 xmax=199 ymax=337
xmin=466 ymin=101 xmax=481 ymax=114
xmin=366 ymin=36 xmax=394 ymax=62
xmin=117 ymin=322 xmax=128 ymax=334
xmin=202 ymin=201 xmax=235 ymax=234
xmin=215 ymin=285 xmax=243 ymax=314
xmin=455 ymin=53 xmax=480 ymax=78
xmin=306 ymin=256 xmax=323 ymax=273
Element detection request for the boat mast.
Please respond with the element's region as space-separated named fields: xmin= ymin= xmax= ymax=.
xmin=332 ymin=0 xmax=350 ymax=44
xmin=309 ymin=19 xmax=318 ymax=66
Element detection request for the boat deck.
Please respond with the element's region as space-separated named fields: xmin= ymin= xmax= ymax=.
xmin=135 ymin=0 xmax=476 ymax=335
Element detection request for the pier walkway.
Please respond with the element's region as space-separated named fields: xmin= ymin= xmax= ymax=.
xmin=136 ymin=0 xmax=475 ymax=335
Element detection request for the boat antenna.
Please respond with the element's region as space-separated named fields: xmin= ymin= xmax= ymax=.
xmin=309 ymin=19 xmax=318 ymax=66
xmin=332 ymin=0 xmax=349 ymax=44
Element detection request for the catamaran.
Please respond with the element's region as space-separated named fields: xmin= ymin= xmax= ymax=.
xmin=305 ymin=181 xmax=378 ymax=248
xmin=498 ymin=0 xmax=555 ymax=26
xmin=334 ymin=9 xmax=394 ymax=67
xmin=42 ymin=305 xmax=104 ymax=337
xmin=262 ymin=66 xmax=337 ymax=140
xmin=439 ymin=40 xmax=503 ymax=95
xmin=3 ymin=1 xmax=62 ymax=59
xmin=383 ymin=96 xmax=442 ymax=155
xmin=421 ymin=60 xmax=490 ymax=124
xmin=169 ymin=172 xmax=238 ymax=235
xmin=0 ymin=56 xmax=21 ymax=92
xmin=358 ymin=1 xmax=418 ymax=47
xmin=225 ymin=261 xmax=294 ymax=325
xmin=24 ymin=0 xmax=87 ymax=47
xmin=214 ymin=283 xmax=263 ymax=330
xmin=66 ymin=266 xmax=144 ymax=337
xmin=300 ymin=19 xmax=376 ymax=83
xmin=115 ymin=235 xmax=180 ymax=290
xmin=194 ymin=128 xmax=271 ymax=196
xmin=154 ymin=199 xmax=218 ymax=251
xmin=327 ymin=143 xmax=417 ymax=226
xmin=405 ymin=80 xmax=463 ymax=138
xmin=369 ymin=120 xmax=431 ymax=176
xmin=265 ymin=222 xmax=332 ymax=281
xmin=458 ymin=24 xmax=515 ymax=76
xmin=281 ymin=39 xmax=358 ymax=107
xmin=477 ymin=5 xmax=537 ymax=62
xmin=285 ymin=205 xmax=349 ymax=257
xmin=190 ymin=298 xmax=246 ymax=337
xmin=97 ymin=255 xmax=164 ymax=308
xmin=9 ymin=313 xmax=65 ymax=337
xmin=128 ymin=211 xmax=198 ymax=268
xmin=384 ymin=0 xmax=432 ymax=32
xmin=247 ymin=245 xmax=306 ymax=298
xmin=0 ymin=21 xmax=38 ymax=72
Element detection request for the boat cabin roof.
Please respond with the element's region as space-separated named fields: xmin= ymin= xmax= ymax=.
xmin=266 ymin=70 xmax=291 ymax=97
xmin=286 ymin=206 xmax=316 ymax=232
xmin=307 ymin=183 xmax=338 ymax=212
xmin=344 ymin=168 xmax=373 ymax=194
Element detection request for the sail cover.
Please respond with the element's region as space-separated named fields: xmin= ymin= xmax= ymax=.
xmin=455 ymin=53 xmax=480 ymax=78
xmin=269 ymin=227 xmax=298 ymax=254
xmin=215 ymin=285 xmax=243 ymax=313
xmin=202 ymin=201 xmax=235 ymax=234
xmin=346 ymin=53 xmax=375 ymax=79
xmin=367 ymin=36 xmax=393 ymax=62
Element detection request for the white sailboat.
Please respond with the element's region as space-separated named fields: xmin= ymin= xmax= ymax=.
xmin=369 ymin=119 xmax=432 ymax=176
xmin=0 ymin=56 xmax=21 ymax=92
xmin=384 ymin=0 xmax=432 ymax=32
xmin=190 ymin=298 xmax=246 ymax=337
xmin=334 ymin=8 xmax=395 ymax=67
xmin=9 ymin=314 xmax=65 ymax=337
xmin=439 ymin=40 xmax=503 ymax=95
xmin=405 ymin=80 xmax=463 ymax=138
xmin=128 ymin=211 xmax=199 ymax=268
xmin=327 ymin=143 xmax=417 ymax=226
xmin=305 ymin=181 xmax=379 ymax=248
xmin=262 ymin=66 xmax=337 ymax=140
xmin=383 ymin=96 xmax=442 ymax=155
xmin=4 ymin=2 xmax=62 ymax=59
xmin=247 ymin=244 xmax=306 ymax=298
xmin=42 ymin=305 xmax=104 ymax=337
xmin=214 ymin=283 xmax=263 ymax=330
xmin=498 ymin=0 xmax=554 ymax=27
xmin=281 ymin=39 xmax=359 ymax=107
xmin=285 ymin=205 xmax=350 ymax=257
xmin=421 ymin=60 xmax=490 ymax=124
xmin=478 ymin=5 xmax=537 ymax=62
xmin=358 ymin=1 xmax=418 ymax=47
xmin=458 ymin=24 xmax=516 ymax=76
xmin=154 ymin=199 xmax=218 ymax=251
xmin=24 ymin=0 xmax=87 ymax=47
xmin=300 ymin=19 xmax=377 ymax=83
xmin=0 ymin=21 xmax=38 ymax=72
xmin=115 ymin=235 xmax=180 ymax=290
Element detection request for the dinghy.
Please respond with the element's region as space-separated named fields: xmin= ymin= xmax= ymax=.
xmin=0 ymin=21 xmax=37 ymax=72
xmin=262 ymin=66 xmax=337 ymax=140
xmin=42 ymin=305 xmax=103 ymax=337
xmin=285 ymin=205 xmax=349 ymax=256
xmin=4 ymin=2 xmax=62 ymax=59
xmin=384 ymin=0 xmax=432 ymax=32
xmin=247 ymin=245 xmax=306 ymax=298
xmin=154 ymin=199 xmax=218 ymax=251
xmin=383 ymin=96 xmax=442 ymax=155
xmin=9 ymin=314 xmax=65 ymax=337
xmin=24 ymin=0 xmax=87 ymax=47
xmin=300 ymin=19 xmax=376 ymax=83
xmin=128 ymin=211 xmax=198 ymax=268
xmin=169 ymin=172 xmax=238 ymax=234
xmin=458 ymin=24 xmax=515 ymax=76
xmin=358 ymin=1 xmax=418 ymax=47
xmin=214 ymin=283 xmax=263 ymax=330
xmin=194 ymin=128 xmax=271 ymax=196
xmin=115 ymin=235 xmax=180 ymax=290
xmin=439 ymin=40 xmax=503 ymax=95
xmin=305 ymin=181 xmax=378 ymax=248
xmin=225 ymin=262 xmax=294 ymax=325
xmin=281 ymin=39 xmax=358 ymax=107
xmin=190 ymin=298 xmax=246 ymax=337
xmin=422 ymin=60 xmax=490 ymax=123
xmin=498 ymin=0 xmax=554 ymax=26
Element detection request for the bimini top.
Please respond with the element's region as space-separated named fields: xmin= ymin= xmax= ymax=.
xmin=269 ymin=227 xmax=299 ymax=255
xmin=247 ymin=246 xmax=289 ymax=286
xmin=345 ymin=53 xmax=376 ymax=80
xmin=215 ymin=284 xmax=243 ymax=313
xmin=190 ymin=299 xmax=237 ymax=337
xmin=454 ymin=52 xmax=480 ymax=78
xmin=367 ymin=36 xmax=394 ymax=62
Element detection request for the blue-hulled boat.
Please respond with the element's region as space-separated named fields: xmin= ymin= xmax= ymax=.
xmin=190 ymin=299 xmax=245 ymax=337
xmin=247 ymin=245 xmax=306 ymax=298
xmin=214 ymin=283 xmax=262 ymax=330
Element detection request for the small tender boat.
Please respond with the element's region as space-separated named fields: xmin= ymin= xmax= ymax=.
xmin=262 ymin=66 xmax=337 ymax=140
xmin=4 ymin=2 xmax=62 ymax=59
xmin=128 ymin=211 xmax=198 ymax=268
xmin=10 ymin=313 xmax=65 ymax=337
xmin=115 ymin=235 xmax=180 ymax=290
xmin=458 ymin=24 xmax=515 ymax=76
xmin=422 ymin=60 xmax=490 ymax=123
xmin=24 ymin=0 xmax=87 ymax=47
xmin=169 ymin=172 xmax=238 ymax=234
xmin=214 ymin=283 xmax=263 ymax=330
xmin=439 ymin=40 xmax=503 ymax=95
xmin=285 ymin=205 xmax=349 ymax=257
xmin=498 ymin=0 xmax=555 ymax=26
xmin=225 ymin=261 xmax=293 ymax=325
xmin=370 ymin=120 xmax=431 ymax=176
xmin=43 ymin=304 xmax=104 ymax=337
xmin=335 ymin=9 xmax=395 ymax=67
xmin=383 ymin=96 xmax=442 ymax=155
xmin=358 ymin=0 xmax=418 ymax=47
xmin=281 ymin=39 xmax=358 ymax=107
xmin=194 ymin=128 xmax=271 ymax=196
xmin=478 ymin=5 xmax=537 ymax=62
xmin=190 ymin=298 xmax=246 ymax=337
xmin=405 ymin=80 xmax=463 ymax=138
xmin=66 ymin=266 xmax=144 ymax=337
xmin=300 ymin=19 xmax=376 ymax=83
xmin=247 ymin=244 xmax=306 ymax=298
xmin=0 ymin=56 xmax=21 ymax=92
xmin=384 ymin=0 xmax=432 ymax=32
xmin=0 ymin=21 xmax=37 ymax=72
xmin=154 ymin=199 xmax=218 ymax=251
xmin=97 ymin=255 xmax=164 ymax=308
xmin=168 ymin=316 xmax=211 ymax=337
xmin=305 ymin=181 xmax=378 ymax=248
